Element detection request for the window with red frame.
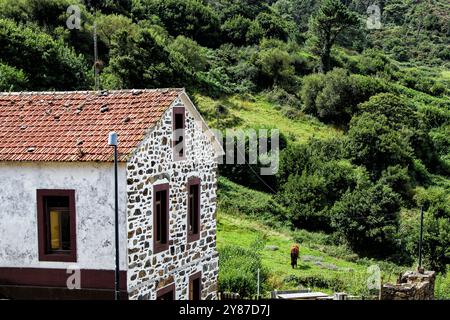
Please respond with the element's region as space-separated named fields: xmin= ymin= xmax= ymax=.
xmin=153 ymin=184 xmax=169 ymax=254
xmin=173 ymin=107 xmax=185 ymax=160
xmin=189 ymin=271 xmax=202 ymax=300
xmin=37 ymin=189 xmax=76 ymax=262
xmin=157 ymin=283 xmax=175 ymax=300
xmin=187 ymin=177 xmax=200 ymax=242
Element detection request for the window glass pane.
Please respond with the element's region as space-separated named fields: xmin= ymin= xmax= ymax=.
xmin=193 ymin=278 xmax=200 ymax=300
xmin=60 ymin=210 xmax=71 ymax=250
xmin=175 ymin=113 xmax=184 ymax=130
xmin=190 ymin=277 xmax=201 ymax=300
xmin=45 ymin=196 xmax=70 ymax=252
xmin=161 ymin=191 xmax=167 ymax=243
xmin=156 ymin=201 xmax=161 ymax=242
xmin=189 ymin=189 xmax=194 ymax=234
xmin=49 ymin=210 xmax=60 ymax=250
xmin=189 ymin=184 xmax=199 ymax=235
xmin=155 ymin=190 xmax=168 ymax=245
xmin=174 ymin=112 xmax=184 ymax=158
xmin=193 ymin=185 xmax=199 ymax=234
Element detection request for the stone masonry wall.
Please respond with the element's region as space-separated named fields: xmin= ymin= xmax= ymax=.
xmin=381 ymin=270 xmax=436 ymax=300
xmin=125 ymin=97 xmax=219 ymax=300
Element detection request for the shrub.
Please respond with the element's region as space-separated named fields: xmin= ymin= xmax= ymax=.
xmin=357 ymin=93 xmax=418 ymax=129
xmin=277 ymin=160 xmax=365 ymax=231
xmin=0 ymin=63 xmax=27 ymax=91
xmin=300 ymin=69 xmax=388 ymax=125
xmin=0 ymin=18 xmax=90 ymax=90
xmin=346 ymin=112 xmax=414 ymax=177
xmin=254 ymin=46 xmax=299 ymax=92
xmin=218 ymin=245 xmax=268 ymax=298
xmin=354 ymin=49 xmax=398 ymax=77
xmin=417 ymin=104 xmax=450 ymax=129
xmin=217 ymin=177 xmax=288 ymax=228
xmin=331 ymin=182 xmax=401 ymax=257
xmin=277 ymin=137 xmax=346 ymax=186
xmin=401 ymin=205 xmax=450 ymax=274
xmin=435 ymin=271 xmax=450 ymax=300
xmin=379 ymin=165 xmax=414 ymax=205
xmin=264 ymin=86 xmax=302 ymax=109
xmin=277 ymin=172 xmax=330 ymax=231
xmin=219 ymin=127 xmax=287 ymax=192
xmin=221 ymin=15 xmax=252 ymax=46
xmin=254 ymin=10 xmax=293 ymax=41
xmin=131 ymin=0 xmax=220 ymax=47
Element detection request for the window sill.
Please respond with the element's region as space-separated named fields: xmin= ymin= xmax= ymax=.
xmin=153 ymin=243 xmax=169 ymax=255
xmin=173 ymin=155 xmax=186 ymax=162
xmin=39 ymin=252 xmax=77 ymax=262
xmin=187 ymin=234 xmax=200 ymax=243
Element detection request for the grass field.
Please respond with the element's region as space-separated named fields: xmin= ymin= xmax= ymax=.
xmin=194 ymin=94 xmax=341 ymax=143
xmin=217 ymin=212 xmax=372 ymax=297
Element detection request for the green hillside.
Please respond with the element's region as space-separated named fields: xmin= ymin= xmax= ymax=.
xmin=0 ymin=0 xmax=449 ymax=299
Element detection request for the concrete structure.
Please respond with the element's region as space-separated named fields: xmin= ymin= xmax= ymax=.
xmin=0 ymin=89 xmax=222 ymax=300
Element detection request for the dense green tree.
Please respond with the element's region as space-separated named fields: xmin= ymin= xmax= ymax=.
xmin=0 ymin=63 xmax=28 ymax=91
xmin=346 ymin=112 xmax=414 ymax=177
xmin=277 ymin=137 xmax=345 ymax=185
xmin=400 ymin=187 xmax=450 ymax=273
xmin=106 ymin=25 xmax=176 ymax=88
xmin=254 ymin=10 xmax=293 ymax=41
xmin=168 ymin=36 xmax=209 ymax=73
xmin=358 ymin=93 xmax=418 ymax=128
xmin=278 ymin=159 xmax=366 ymax=231
xmin=300 ymin=69 xmax=388 ymax=125
xmin=211 ymin=0 xmax=270 ymax=21
xmin=219 ymin=128 xmax=287 ymax=192
xmin=331 ymin=182 xmax=401 ymax=256
xmin=359 ymin=93 xmax=443 ymax=171
xmin=221 ymin=15 xmax=253 ymax=46
xmin=379 ymin=165 xmax=414 ymax=205
xmin=0 ymin=19 xmax=90 ymax=90
xmin=93 ymin=14 xmax=136 ymax=48
xmin=278 ymin=172 xmax=330 ymax=230
xmin=131 ymin=0 xmax=220 ymax=47
xmin=273 ymin=0 xmax=319 ymax=33
xmin=0 ymin=0 xmax=82 ymax=29
xmin=82 ymin=0 xmax=132 ymax=15
xmin=254 ymin=46 xmax=298 ymax=91
xmin=309 ymin=0 xmax=358 ymax=72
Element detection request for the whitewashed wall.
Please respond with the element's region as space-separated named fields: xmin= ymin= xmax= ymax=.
xmin=0 ymin=162 xmax=128 ymax=271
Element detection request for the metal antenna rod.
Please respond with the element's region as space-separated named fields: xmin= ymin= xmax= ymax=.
xmin=93 ymin=21 xmax=99 ymax=91
xmin=418 ymin=206 xmax=424 ymax=270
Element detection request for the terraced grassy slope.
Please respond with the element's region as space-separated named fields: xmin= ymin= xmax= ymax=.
xmin=194 ymin=94 xmax=341 ymax=143
xmin=217 ymin=212 xmax=381 ymax=297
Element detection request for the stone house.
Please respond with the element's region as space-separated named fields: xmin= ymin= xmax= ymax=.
xmin=0 ymin=89 xmax=222 ymax=300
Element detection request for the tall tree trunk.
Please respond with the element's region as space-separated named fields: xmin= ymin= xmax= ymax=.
xmin=320 ymin=42 xmax=331 ymax=73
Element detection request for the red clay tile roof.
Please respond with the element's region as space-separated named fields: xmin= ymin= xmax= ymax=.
xmin=0 ymin=89 xmax=183 ymax=162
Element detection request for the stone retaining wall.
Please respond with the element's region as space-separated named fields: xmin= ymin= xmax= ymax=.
xmin=381 ymin=270 xmax=435 ymax=300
